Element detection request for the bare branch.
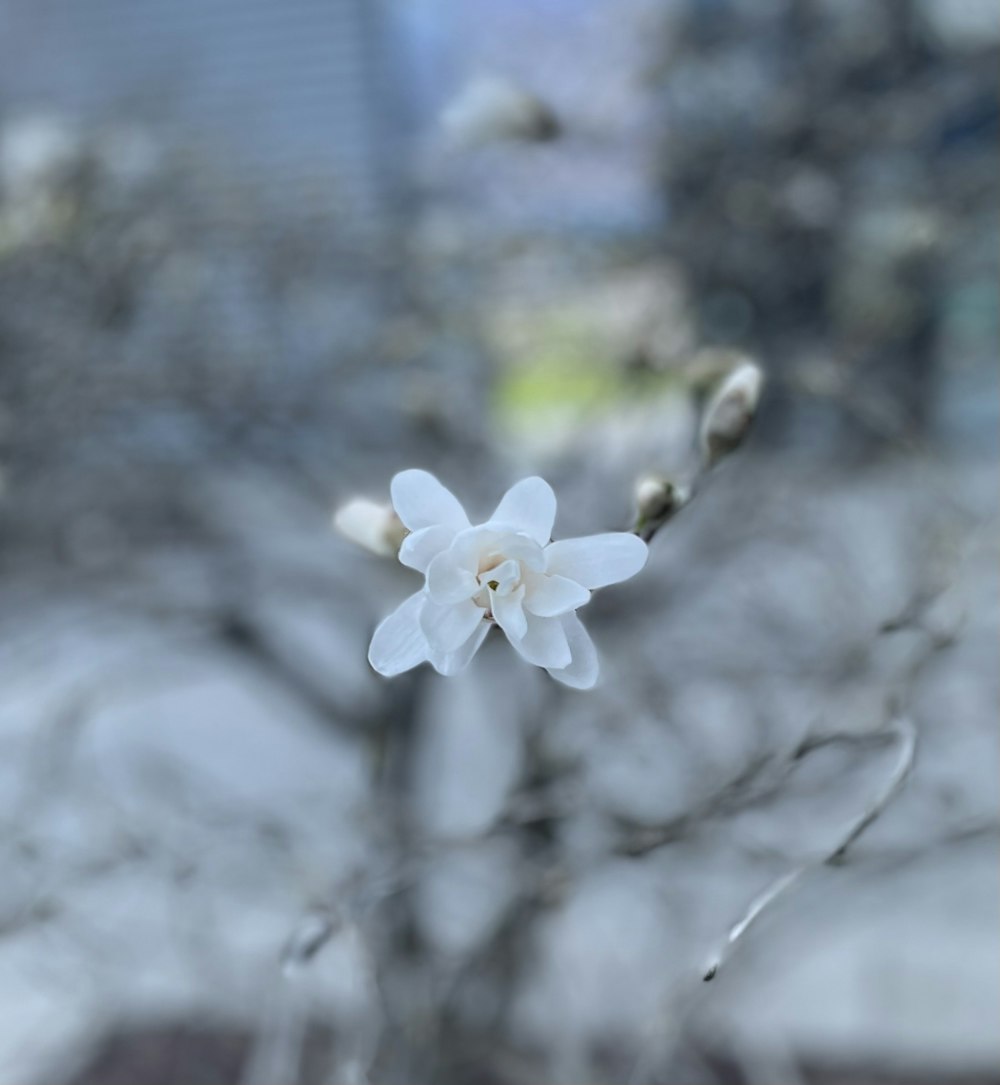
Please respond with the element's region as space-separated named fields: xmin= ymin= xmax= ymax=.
xmin=702 ymin=716 xmax=917 ymax=981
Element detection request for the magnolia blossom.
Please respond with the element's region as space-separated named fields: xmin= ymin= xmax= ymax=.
xmin=368 ymin=470 xmax=648 ymax=689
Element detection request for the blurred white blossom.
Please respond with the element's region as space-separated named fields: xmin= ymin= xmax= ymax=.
xmin=334 ymin=497 xmax=406 ymax=557
xmin=440 ymin=75 xmax=560 ymax=146
xmin=368 ymin=470 xmax=647 ymax=688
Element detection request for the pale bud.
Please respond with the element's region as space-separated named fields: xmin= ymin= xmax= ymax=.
xmin=441 ymin=76 xmax=560 ymax=147
xmin=633 ymin=475 xmax=689 ymax=542
xmin=699 ymin=361 xmax=765 ymax=467
xmin=333 ymin=498 xmax=406 ymax=557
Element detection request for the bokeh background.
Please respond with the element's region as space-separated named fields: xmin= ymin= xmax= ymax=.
xmin=0 ymin=1 xmax=997 ymax=1082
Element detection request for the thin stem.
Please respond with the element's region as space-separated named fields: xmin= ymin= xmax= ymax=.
xmin=702 ymin=716 xmax=917 ymax=981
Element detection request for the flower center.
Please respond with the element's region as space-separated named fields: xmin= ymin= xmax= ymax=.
xmin=474 ymin=554 xmax=522 ymax=612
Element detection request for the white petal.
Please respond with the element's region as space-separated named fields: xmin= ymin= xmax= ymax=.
xmin=546 ymin=612 xmax=599 ymax=689
xmin=420 ymin=597 xmax=486 ymax=654
xmin=544 ymin=532 xmax=648 ymax=589
xmin=390 ymin=469 xmax=470 ymax=532
xmin=426 ymin=550 xmax=480 ymax=605
xmin=451 ymin=524 xmax=545 ymax=574
xmin=497 ymin=532 xmax=546 ymax=571
xmin=399 ymin=524 xmax=455 ymax=572
xmin=511 ymin=613 xmax=571 ymax=669
xmin=489 ymin=476 xmax=557 ymax=545
xmin=471 ymin=528 xmax=545 ymax=573
xmin=492 ymin=584 xmax=527 ymax=641
xmin=449 ymin=525 xmax=499 ymax=573
xmin=428 ymin=620 xmax=491 ymax=676
xmin=368 ymin=591 xmax=429 ymax=676
xmin=524 ymin=572 xmax=591 ymax=617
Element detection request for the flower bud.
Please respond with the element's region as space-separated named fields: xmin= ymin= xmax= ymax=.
xmin=699 ymin=361 xmax=765 ymax=467
xmin=441 ymin=76 xmax=560 ymax=147
xmin=333 ymin=498 xmax=406 ymax=557
xmin=633 ymin=475 xmax=688 ymax=542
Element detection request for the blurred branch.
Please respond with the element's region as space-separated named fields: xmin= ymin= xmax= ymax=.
xmin=241 ymin=976 xmax=309 ymax=1085
xmin=837 ymin=819 xmax=1000 ymax=870
xmin=699 ymin=552 xmax=962 ymax=982
xmin=702 ymin=715 xmax=916 ymax=982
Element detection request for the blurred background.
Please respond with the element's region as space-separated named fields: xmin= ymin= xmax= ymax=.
xmin=0 ymin=0 xmax=997 ymax=1082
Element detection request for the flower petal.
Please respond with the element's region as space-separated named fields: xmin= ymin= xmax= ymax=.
xmin=497 ymin=532 xmax=546 ymax=572
xmin=429 ymin=620 xmax=491 ymax=677
xmin=492 ymin=584 xmax=527 ymax=641
xmin=448 ymin=525 xmax=499 ymax=573
xmin=489 ymin=477 xmax=557 ymax=545
xmin=524 ymin=572 xmax=591 ymax=617
xmin=544 ymin=532 xmax=648 ymax=589
xmin=510 ymin=613 xmax=571 ymax=669
xmin=368 ymin=591 xmax=428 ymax=676
xmin=390 ymin=469 xmax=470 ymax=532
xmin=426 ymin=550 xmax=480 ymax=604
xmin=546 ymin=612 xmax=599 ymax=689
xmin=420 ymin=597 xmax=486 ymax=654
xmin=399 ymin=524 xmax=456 ymax=573
xmin=451 ymin=525 xmax=545 ymax=574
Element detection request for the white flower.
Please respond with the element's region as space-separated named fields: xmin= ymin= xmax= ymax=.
xmin=368 ymin=470 xmax=648 ymax=689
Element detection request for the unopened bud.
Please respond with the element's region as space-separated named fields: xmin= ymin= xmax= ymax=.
xmin=633 ymin=475 xmax=688 ymax=542
xmin=281 ymin=909 xmax=340 ymax=975
xmin=699 ymin=361 xmax=765 ymax=467
xmin=441 ymin=76 xmax=560 ymax=147
xmin=333 ymin=498 xmax=406 ymax=557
